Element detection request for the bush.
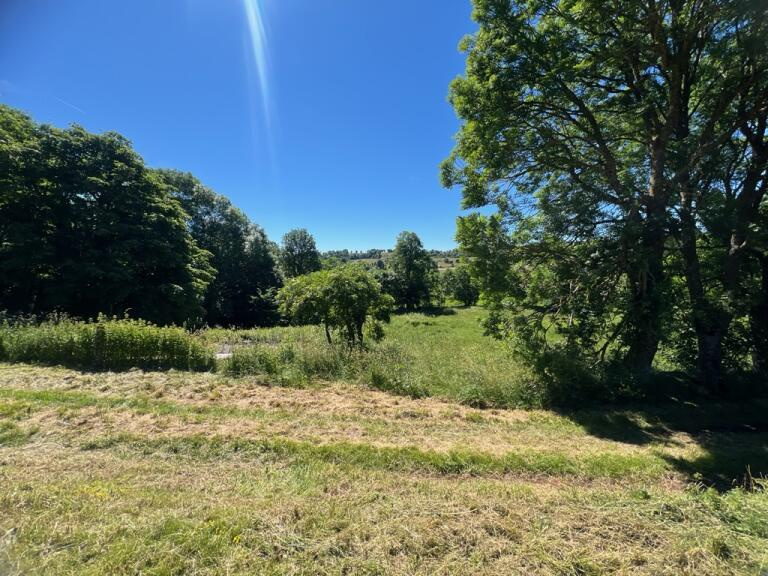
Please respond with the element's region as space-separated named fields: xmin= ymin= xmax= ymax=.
xmin=0 ymin=316 xmax=213 ymax=371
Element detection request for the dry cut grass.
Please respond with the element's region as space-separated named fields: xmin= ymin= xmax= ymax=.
xmin=1 ymin=363 xmax=767 ymax=575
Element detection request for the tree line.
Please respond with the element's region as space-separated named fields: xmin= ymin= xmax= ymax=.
xmin=443 ymin=0 xmax=767 ymax=393
xmin=0 ymin=104 xmax=471 ymax=335
xmin=0 ymin=105 xmax=283 ymax=327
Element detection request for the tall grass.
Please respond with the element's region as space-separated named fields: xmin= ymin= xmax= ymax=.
xmin=0 ymin=316 xmax=213 ymax=371
xmin=0 ymin=308 xmax=601 ymax=408
xmin=214 ymin=309 xmax=602 ymax=408
xmin=219 ymin=328 xmax=429 ymax=397
xmin=223 ymin=342 xmax=344 ymax=386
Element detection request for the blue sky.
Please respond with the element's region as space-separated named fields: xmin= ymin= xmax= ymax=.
xmin=0 ymin=0 xmax=475 ymax=251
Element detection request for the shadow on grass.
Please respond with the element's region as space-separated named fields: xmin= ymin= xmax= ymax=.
xmin=561 ymin=398 xmax=768 ymax=491
xmin=416 ymin=307 xmax=458 ymax=317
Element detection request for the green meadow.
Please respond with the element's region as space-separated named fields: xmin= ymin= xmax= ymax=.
xmin=1 ymin=308 xmax=767 ymax=575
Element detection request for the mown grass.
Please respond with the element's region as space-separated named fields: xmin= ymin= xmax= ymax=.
xmin=1 ymin=441 xmax=766 ymax=575
xmin=78 ymin=433 xmax=669 ymax=480
xmin=1 ymin=364 xmax=766 ymax=485
xmin=1 ymin=361 xmax=767 ymax=573
xmin=0 ymin=420 xmax=34 ymax=446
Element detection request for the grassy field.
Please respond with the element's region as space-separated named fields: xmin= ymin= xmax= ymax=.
xmin=385 ymin=308 xmax=525 ymax=405
xmin=200 ymin=308 xmax=528 ymax=407
xmin=1 ymin=308 xmax=767 ymax=574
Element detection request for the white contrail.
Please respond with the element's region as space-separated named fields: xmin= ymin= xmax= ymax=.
xmin=53 ymin=96 xmax=86 ymax=115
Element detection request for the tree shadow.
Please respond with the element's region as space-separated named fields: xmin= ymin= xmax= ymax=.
xmin=420 ymin=307 xmax=458 ymax=317
xmin=560 ymin=398 xmax=768 ymax=491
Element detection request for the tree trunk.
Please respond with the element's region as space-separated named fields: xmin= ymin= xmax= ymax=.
xmin=624 ymin=199 xmax=666 ymax=379
xmin=751 ymin=254 xmax=768 ymax=380
xmin=679 ymin=188 xmax=727 ymax=392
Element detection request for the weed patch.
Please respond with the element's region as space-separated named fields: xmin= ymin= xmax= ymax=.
xmin=0 ymin=420 xmax=35 ymax=446
xmin=0 ymin=316 xmax=213 ymax=371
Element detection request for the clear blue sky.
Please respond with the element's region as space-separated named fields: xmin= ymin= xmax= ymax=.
xmin=0 ymin=0 xmax=475 ymax=251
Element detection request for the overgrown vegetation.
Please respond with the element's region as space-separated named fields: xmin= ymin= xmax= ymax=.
xmin=0 ymin=316 xmax=213 ymax=371
xmin=212 ymin=308 xmax=642 ymax=408
xmin=211 ymin=308 xmax=560 ymax=407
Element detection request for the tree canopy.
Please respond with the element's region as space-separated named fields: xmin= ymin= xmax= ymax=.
xmin=442 ymin=263 xmax=480 ymax=307
xmin=0 ymin=105 xmax=213 ymax=325
xmin=0 ymin=105 xmax=284 ymax=327
xmin=387 ymin=231 xmax=437 ymax=311
xmin=443 ymin=0 xmax=768 ymax=391
xmin=280 ymin=228 xmax=322 ymax=278
xmin=277 ymin=265 xmax=393 ymax=347
xmin=155 ymin=169 xmax=282 ymax=327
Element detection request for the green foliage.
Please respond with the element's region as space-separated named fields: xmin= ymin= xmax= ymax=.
xmin=154 ymin=170 xmax=282 ymax=327
xmin=278 ymin=265 xmax=393 ymax=347
xmin=279 ymin=228 xmax=321 ymax=278
xmin=0 ymin=105 xmax=213 ymax=326
xmin=441 ymin=263 xmax=480 ymax=307
xmin=0 ymin=316 xmax=213 ymax=371
xmin=0 ymin=105 xmax=283 ymax=329
xmin=443 ymin=0 xmax=768 ymax=391
xmin=386 ymin=231 xmax=437 ymax=310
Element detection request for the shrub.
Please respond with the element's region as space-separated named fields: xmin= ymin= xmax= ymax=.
xmin=0 ymin=316 xmax=213 ymax=371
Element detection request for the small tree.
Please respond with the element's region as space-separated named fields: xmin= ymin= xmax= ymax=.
xmin=280 ymin=228 xmax=321 ymax=278
xmin=278 ymin=265 xmax=393 ymax=347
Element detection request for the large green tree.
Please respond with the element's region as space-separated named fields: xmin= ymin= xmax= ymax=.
xmin=388 ymin=231 xmax=436 ymax=311
xmin=443 ymin=0 xmax=768 ymax=388
xmin=0 ymin=105 xmax=213 ymax=325
xmin=442 ymin=263 xmax=480 ymax=307
xmin=155 ymin=170 xmax=282 ymax=327
xmin=280 ymin=228 xmax=322 ymax=278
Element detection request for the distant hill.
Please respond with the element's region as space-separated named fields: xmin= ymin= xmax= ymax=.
xmin=321 ymin=248 xmax=460 ymax=270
